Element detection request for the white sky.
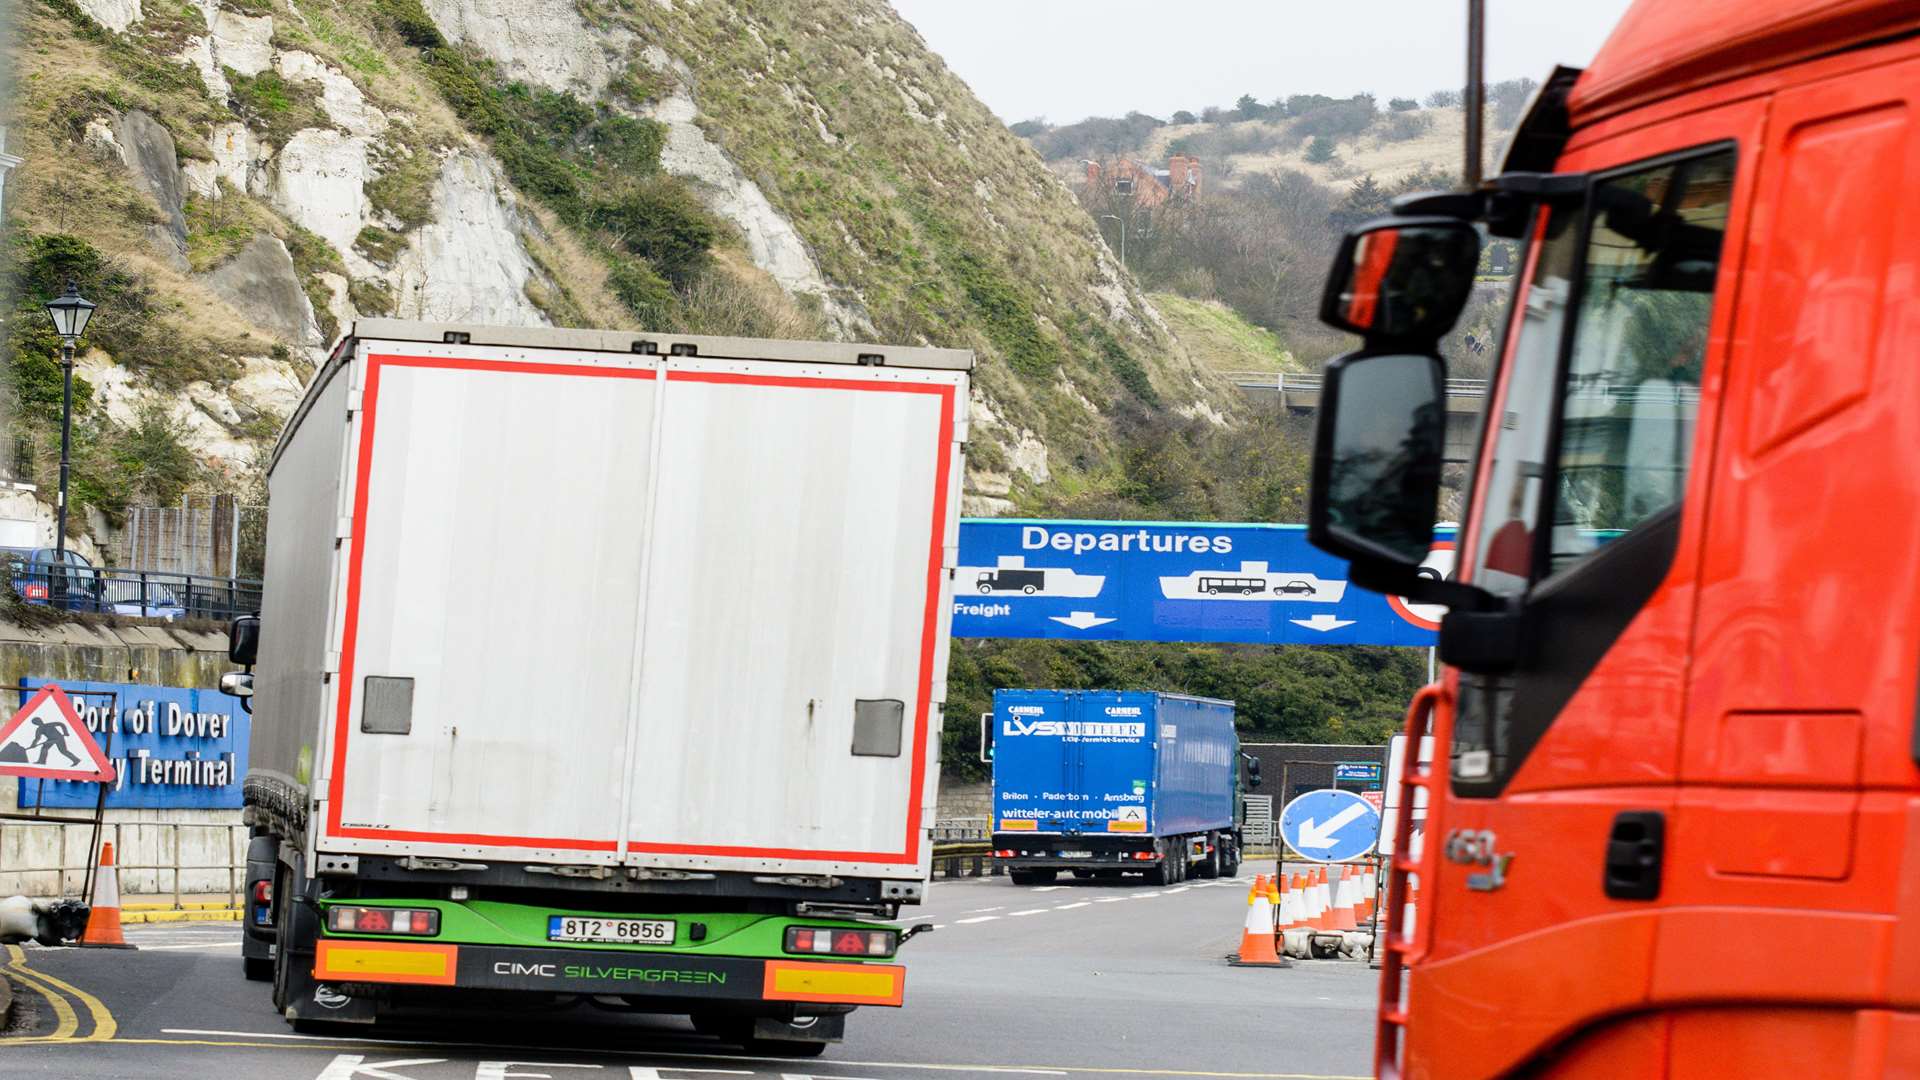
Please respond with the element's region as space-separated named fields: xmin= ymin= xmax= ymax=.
xmin=890 ymin=1 xmax=1637 ymax=124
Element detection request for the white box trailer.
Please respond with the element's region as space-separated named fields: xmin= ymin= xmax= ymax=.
xmin=236 ymin=320 xmax=968 ymax=1048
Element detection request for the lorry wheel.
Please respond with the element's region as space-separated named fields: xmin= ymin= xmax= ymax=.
xmin=1220 ymin=843 xmax=1241 ymax=879
xmin=244 ymin=956 xmax=274 ymax=982
xmin=1195 ymin=836 xmax=1220 ymax=879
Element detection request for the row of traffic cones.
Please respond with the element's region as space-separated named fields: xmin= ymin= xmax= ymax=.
xmin=1231 ymin=864 xmax=1387 ymax=967
xmin=1275 ymin=864 xmax=1375 ymax=932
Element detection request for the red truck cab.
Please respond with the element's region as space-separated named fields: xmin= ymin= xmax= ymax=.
xmin=1306 ymin=3 xmax=1920 ymax=1076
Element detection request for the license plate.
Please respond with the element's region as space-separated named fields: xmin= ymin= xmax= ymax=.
xmin=547 ymin=916 xmax=675 ymax=945
xmin=1058 ymin=850 xmax=1093 ymax=859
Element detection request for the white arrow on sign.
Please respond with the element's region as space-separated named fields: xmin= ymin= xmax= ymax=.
xmin=1290 ymin=614 xmax=1356 ymax=632
xmin=1050 ymin=611 xmax=1117 ymax=630
xmin=1296 ymin=802 xmax=1371 ymax=849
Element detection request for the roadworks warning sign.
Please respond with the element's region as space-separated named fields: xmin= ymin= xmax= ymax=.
xmin=0 ymin=684 xmax=117 ymax=782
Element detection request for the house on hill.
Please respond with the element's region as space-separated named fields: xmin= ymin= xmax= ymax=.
xmin=1083 ymin=154 xmax=1202 ymax=206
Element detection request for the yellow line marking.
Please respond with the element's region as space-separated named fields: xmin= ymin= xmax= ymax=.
xmin=3 ymin=947 xmax=77 ymax=1041
xmin=4 ymin=944 xmax=118 ymax=1042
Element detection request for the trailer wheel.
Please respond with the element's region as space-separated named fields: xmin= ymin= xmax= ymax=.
xmin=1195 ymin=835 xmax=1221 ymax=879
xmin=1220 ymin=840 xmax=1241 ymax=879
xmin=244 ymin=956 xmax=274 ymax=982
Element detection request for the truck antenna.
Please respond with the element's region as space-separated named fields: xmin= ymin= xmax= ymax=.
xmin=1464 ymin=0 xmax=1486 ymax=188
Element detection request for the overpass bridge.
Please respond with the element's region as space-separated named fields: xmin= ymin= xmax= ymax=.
xmin=1226 ymin=371 xmax=1489 ymax=461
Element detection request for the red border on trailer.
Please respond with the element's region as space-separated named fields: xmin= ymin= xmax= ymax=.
xmin=324 ymin=353 xmax=956 ymax=866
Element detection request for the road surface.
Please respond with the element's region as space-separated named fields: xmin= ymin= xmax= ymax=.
xmin=0 ymin=862 xmax=1374 ymax=1079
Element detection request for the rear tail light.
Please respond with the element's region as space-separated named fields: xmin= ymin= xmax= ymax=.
xmin=993 ymin=849 xmax=1016 ymax=858
xmin=326 ymin=906 xmax=441 ymax=936
xmin=783 ymin=926 xmax=897 ymax=958
xmin=252 ymin=880 xmax=272 ymax=905
xmin=1132 ymin=851 xmax=1160 ymax=861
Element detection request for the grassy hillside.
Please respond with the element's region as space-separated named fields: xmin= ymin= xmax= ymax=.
xmin=1151 ymin=292 xmax=1300 ymax=374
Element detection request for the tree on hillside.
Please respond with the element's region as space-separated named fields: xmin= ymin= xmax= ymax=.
xmin=1389 ymin=97 xmax=1419 ymax=112
xmin=1285 ymin=93 xmax=1336 ymax=117
xmin=1009 ymin=118 xmax=1050 ymax=138
xmin=1426 ymin=88 xmax=1462 ymax=108
xmin=1235 ymin=94 xmax=1267 ymax=121
xmin=1201 ymin=105 xmax=1227 ymax=124
xmin=1304 ymin=136 xmax=1338 ymax=164
xmin=1171 ymin=110 xmax=1197 ymax=125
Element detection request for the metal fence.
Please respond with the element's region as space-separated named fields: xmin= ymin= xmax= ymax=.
xmin=10 ymin=562 xmax=261 ymax=622
xmin=0 ymin=821 xmax=247 ymax=904
xmin=112 ymin=496 xmax=267 ymax=580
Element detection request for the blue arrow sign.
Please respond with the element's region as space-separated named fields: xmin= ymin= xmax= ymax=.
xmin=1278 ymin=788 xmax=1382 ymax=863
xmin=950 ymin=519 xmax=1455 ymax=646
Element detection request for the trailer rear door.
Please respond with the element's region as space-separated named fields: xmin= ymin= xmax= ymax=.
xmin=621 ymin=355 xmax=963 ymax=877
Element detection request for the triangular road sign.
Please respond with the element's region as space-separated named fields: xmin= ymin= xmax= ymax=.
xmin=0 ymin=684 xmax=116 ymax=782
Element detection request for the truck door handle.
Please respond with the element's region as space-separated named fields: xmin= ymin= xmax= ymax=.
xmin=1603 ymin=811 xmax=1664 ymax=901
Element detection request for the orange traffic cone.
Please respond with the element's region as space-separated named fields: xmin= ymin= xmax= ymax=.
xmin=1348 ymin=865 xmax=1370 ymax=927
xmin=1314 ymin=868 xmax=1334 ymax=930
xmin=81 ymin=842 xmax=134 ymax=948
xmin=1294 ymin=871 xmax=1316 ymax=930
xmin=1247 ymin=872 xmax=1266 ymax=905
xmin=1275 ymin=873 xmax=1301 ymax=931
xmin=1329 ymin=866 xmax=1359 ymax=932
xmin=1359 ymin=863 xmax=1378 ymax=923
xmin=1231 ymin=872 xmax=1287 ymax=967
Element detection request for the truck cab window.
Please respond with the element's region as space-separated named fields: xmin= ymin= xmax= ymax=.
xmin=1452 ymin=147 xmax=1735 ymax=793
xmin=1547 ymin=151 xmax=1733 ymax=574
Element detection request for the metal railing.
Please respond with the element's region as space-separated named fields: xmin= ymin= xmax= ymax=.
xmin=0 ymin=821 xmax=247 ymax=906
xmin=8 ymin=562 xmax=261 ymax=622
xmin=1224 ymin=372 xmax=1491 ymax=398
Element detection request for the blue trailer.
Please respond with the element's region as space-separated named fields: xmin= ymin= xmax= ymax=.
xmin=986 ymin=689 xmax=1253 ymax=885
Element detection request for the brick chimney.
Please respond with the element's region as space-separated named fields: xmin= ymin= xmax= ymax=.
xmin=1168 ymin=155 xmax=1201 ymax=200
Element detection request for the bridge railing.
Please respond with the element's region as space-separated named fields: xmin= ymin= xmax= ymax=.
xmin=1224 ymin=372 xmax=1490 ymax=398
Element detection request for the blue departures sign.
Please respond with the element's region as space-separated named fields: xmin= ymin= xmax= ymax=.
xmin=1278 ymin=788 xmax=1382 ymax=863
xmin=15 ymin=680 xmax=248 ymax=809
xmin=951 ymin=519 xmax=1455 ymax=646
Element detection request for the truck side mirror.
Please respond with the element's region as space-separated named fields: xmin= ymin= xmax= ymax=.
xmin=1245 ymin=756 xmax=1262 ymax=789
xmin=228 ymin=614 xmax=260 ymax=666
xmin=219 ymin=671 xmax=254 ymax=699
xmin=1309 ymin=351 xmax=1447 ymax=567
xmin=979 ymin=712 xmax=994 ymax=764
xmin=1320 ymin=217 xmax=1480 ymax=341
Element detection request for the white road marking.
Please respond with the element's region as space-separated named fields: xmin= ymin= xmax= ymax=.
xmin=1093 ymin=897 xmax=1129 ymax=903
xmin=1052 ymin=902 xmax=1089 ymax=911
xmin=1167 ymin=887 xmax=1191 ymax=894
xmin=1130 ymin=892 xmax=1161 ymax=899
xmin=138 ymin=941 xmax=243 ymax=951
xmin=964 ymin=906 xmax=1004 ymax=914
xmin=1030 ymin=885 xmax=1068 ymax=892
xmin=1007 ymin=908 xmax=1049 ymax=917
xmin=165 ymin=1031 xmax=1070 ymax=1075
xmin=955 ymin=915 xmax=1000 ymax=924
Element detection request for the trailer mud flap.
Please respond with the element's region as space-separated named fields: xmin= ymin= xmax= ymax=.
xmin=314 ymin=940 xmax=905 ymax=1006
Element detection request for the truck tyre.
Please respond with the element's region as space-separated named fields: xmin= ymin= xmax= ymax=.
xmin=1009 ymin=868 xmax=1056 ymax=885
xmin=1220 ymin=839 xmax=1241 ymax=879
xmin=1195 ymin=834 xmax=1221 ymax=879
xmin=244 ymin=956 xmax=274 ymax=981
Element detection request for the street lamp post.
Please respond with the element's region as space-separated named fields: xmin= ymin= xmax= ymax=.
xmin=43 ymin=280 xmax=96 ymax=569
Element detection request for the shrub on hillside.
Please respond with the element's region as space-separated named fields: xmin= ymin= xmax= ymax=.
xmin=1426 ymin=88 xmax=1462 ymax=108
xmin=1389 ymin=97 xmax=1420 ymax=112
xmin=1379 ymin=110 xmax=1435 ymax=143
xmin=1289 ymin=95 xmax=1377 ymax=140
xmin=1304 ymin=136 xmax=1338 ymax=164
xmin=1028 ymin=112 xmax=1165 ymax=161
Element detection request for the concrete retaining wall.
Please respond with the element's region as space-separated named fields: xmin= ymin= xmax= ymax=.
xmin=0 ymin=616 xmax=245 ymax=897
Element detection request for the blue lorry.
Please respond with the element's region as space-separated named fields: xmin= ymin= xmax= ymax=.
xmin=985 ymin=689 xmax=1255 ymax=885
